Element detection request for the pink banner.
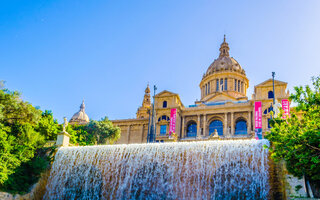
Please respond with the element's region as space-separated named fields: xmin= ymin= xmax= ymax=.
xmin=169 ymin=108 xmax=177 ymax=135
xmin=281 ymin=99 xmax=290 ymax=119
xmin=254 ymin=101 xmax=262 ymax=140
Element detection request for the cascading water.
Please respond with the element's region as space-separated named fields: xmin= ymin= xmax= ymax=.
xmin=44 ymin=139 xmax=270 ymax=200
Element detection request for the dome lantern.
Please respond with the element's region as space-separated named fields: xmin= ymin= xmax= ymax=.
xmin=219 ymin=35 xmax=230 ymax=58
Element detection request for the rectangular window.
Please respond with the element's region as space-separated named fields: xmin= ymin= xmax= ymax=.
xmin=238 ymin=80 xmax=240 ymax=92
xmin=208 ymin=82 xmax=210 ymax=94
xmin=160 ymin=125 xmax=167 ymax=135
xmin=220 ymin=79 xmax=224 ymax=91
xmin=235 ymin=79 xmax=237 ymax=91
xmin=216 ymin=79 xmax=219 ymax=91
xmin=224 ymin=78 xmax=228 ymax=91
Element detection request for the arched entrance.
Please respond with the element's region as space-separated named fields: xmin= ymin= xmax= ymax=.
xmin=186 ymin=122 xmax=197 ymax=137
xmin=209 ymin=120 xmax=223 ymax=136
xmin=235 ymin=119 xmax=247 ymax=135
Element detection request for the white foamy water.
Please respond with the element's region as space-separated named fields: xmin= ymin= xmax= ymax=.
xmin=44 ymin=139 xmax=270 ymax=200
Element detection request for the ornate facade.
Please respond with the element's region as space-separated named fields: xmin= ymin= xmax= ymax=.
xmin=112 ymin=36 xmax=290 ymax=144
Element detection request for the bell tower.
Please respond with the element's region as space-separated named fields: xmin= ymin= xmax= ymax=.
xmin=136 ymin=84 xmax=151 ymax=119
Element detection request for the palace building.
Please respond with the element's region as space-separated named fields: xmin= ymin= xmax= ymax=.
xmin=111 ymin=36 xmax=290 ymax=144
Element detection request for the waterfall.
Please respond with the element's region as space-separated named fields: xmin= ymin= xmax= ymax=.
xmin=44 ymin=139 xmax=270 ymax=200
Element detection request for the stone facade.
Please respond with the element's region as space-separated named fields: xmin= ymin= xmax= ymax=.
xmin=112 ymin=36 xmax=290 ymax=144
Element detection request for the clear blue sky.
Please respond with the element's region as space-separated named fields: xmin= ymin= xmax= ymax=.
xmin=1 ymin=1 xmax=320 ymax=123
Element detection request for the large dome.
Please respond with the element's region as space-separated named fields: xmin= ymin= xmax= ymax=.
xmin=204 ymin=36 xmax=245 ymax=77
xmin=69 ymin=100 xmax=89 ymax=124
xmin=199 ymin=36 xmax=249 ymax=102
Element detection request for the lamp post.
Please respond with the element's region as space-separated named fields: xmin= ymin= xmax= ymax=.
xmin=147 ymin=85 xmax=157 ymax=143
xmin=272 ymin=72 xmax=275 ymax=105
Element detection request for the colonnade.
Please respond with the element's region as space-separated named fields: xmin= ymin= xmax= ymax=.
xmin=181 ymin=111 xmax=252 ymax=138
xmin=201 ymin=78 xmax=247 ymax=99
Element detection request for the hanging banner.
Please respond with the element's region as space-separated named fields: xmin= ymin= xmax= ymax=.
xmin=169 ymin=108 xmax=177 ymax=136
xmin=281 ymin=99 xmax=290 ymax=119
xmin=254 ymin=101 xmax=262 ymax=140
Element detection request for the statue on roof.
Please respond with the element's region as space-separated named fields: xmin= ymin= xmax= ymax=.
xmin=63 ymin=117 xmax=68 ymax=132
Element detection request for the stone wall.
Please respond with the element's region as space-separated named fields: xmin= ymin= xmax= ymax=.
xmin=0 ymin=169 xmax=50 ymax=200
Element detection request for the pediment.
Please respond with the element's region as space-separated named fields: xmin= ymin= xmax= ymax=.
xmin=203 ymin=92 xmax=237 ymax=102
xmin=255 ymin=79 xmax=287 ymax=88
xmin=155 ymin=90 xmax=178 ymax=97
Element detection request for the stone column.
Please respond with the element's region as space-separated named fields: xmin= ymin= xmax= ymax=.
xmin=231 ymin=112 xmax=234 ymax=135
xmin=241 ymin=81 xmax=244 ymax=93
xmin=127 ymin=125 xmax=131 ymax=144
xmin=248 ymin=111 xmax=252 ymax=135
xmin=203 ymin=114 xmax=206 ymax=136
xmin=224 ymin=113 xmax=227 ymax=135
xmin=197 ymin=114 xmax=200 ymax=137
xmin=181 ymin=117 xmax=185 ymax=138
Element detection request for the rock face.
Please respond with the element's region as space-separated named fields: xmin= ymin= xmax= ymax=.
xmin=0 ymin=169 xmax=51 ymax=200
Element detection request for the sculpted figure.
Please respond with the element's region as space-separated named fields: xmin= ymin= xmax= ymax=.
xmin=227 ymin=127 xmax=231 ymax=137
xmin=63 ymin=117 xmax=68 ymax=132
xmin=273 ymin=100 xmax=282 ymax=117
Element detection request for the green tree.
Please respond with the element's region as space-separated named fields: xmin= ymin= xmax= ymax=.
xmin=0 ymin=85 xmax=49 ymax=190
xmin=36 ymin=110 xmax=60 ymax=140
xmin=69 ymin=117 xmax=121 ymax=145
xmin=266 ymin=76 xmax=320 ymax=197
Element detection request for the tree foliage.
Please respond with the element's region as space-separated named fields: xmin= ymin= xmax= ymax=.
xmin=69 ymin=117 xmax=121 ymax=145
xmin=266 ymin=76 xmax=320 ymax=197
xmin=0 ymin=87 xmax=46 ymax=185
xmin=0 ymin=83 xmax=121 ymax=194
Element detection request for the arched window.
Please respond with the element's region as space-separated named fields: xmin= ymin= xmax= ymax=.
xmin=268 ymin=91 xmax=274 ymax=99
xmin=220 ymin=79 xmax=224 ymax=91
xmin=163 ymin=101 xmax=167 ymax=108
xmin=234 ymin=79 xmax=237 ymax=91
xmin=186 ymin=122 xmax=197 ymax=137
xmin=224 ymin=78 xmax=228 ymax=91
xmin=238 ymin=80 xmax=240 ymax=92
xmin=209 ymin=120 xmax=223 ymax=136
xmin=208 ymin=82 xmax=210 ymax=94
xmin=158 ymin=115 xmax=170 ymax=122
xmin=160 ymin=125 xmax=167 ymax=135
xmin=205 ymin=84 xmax=207 ymax=95
xmin=235 ymin=119 xmax=247 ymax=135
xmin=264 ymin=106 xmax=273 ymax=114
xmin=216 ymin=79 xmax=219 ymax=91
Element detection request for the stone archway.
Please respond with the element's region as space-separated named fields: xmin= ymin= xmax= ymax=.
xmin=186 ymin=120 xmax=197 ymax=138
xmin=206 ymin=116 xmax=224 ymax=136
xmin=234 ymin=118 xmax=247 ymax=135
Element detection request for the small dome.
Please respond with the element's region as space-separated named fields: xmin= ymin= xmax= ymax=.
xmin=70 ymin=100 xmax=90 ymax=124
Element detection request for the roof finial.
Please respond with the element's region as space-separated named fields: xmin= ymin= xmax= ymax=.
xmin=224 ymin=34 xmax=226 ymax=42
xmin=80 ymin=99 xmax=85 ymax=110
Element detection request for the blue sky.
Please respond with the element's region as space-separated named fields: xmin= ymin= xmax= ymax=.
xmin=1 ymin=1 xmax=320 ymax=122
